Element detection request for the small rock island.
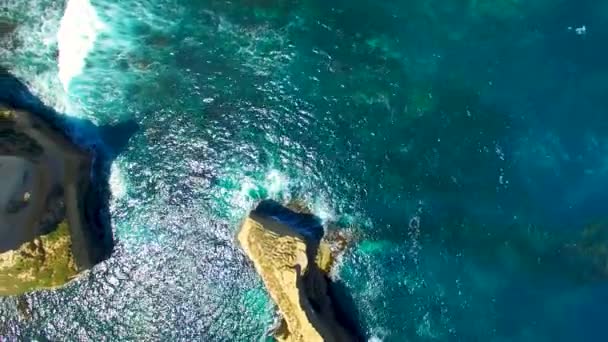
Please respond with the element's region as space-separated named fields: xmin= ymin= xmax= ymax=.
xmin=238 ymin=200 xmax=356 ymax=342
xmin=0 ymin=105 xmax=109 ymax=296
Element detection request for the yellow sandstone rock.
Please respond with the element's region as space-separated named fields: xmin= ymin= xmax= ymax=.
xmin=239 ymin=217 xmax=324 ymax=342
xmin=315 ymin=242 xmax=333 ymax=275
xmin=0 ymin=221 xmax=78 ymax=296
xmin=238 ymin=203 xmax=355 ymax=342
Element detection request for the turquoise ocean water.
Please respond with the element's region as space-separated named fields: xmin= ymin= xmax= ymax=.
xmin=1 ymin=0 xmax=608 ymax=340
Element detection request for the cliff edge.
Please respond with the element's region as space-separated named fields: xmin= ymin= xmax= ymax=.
xmin=0 ymin=105 xmax=107 ymax=296
xmin=238 ymin=200 xmax=355 ymax=342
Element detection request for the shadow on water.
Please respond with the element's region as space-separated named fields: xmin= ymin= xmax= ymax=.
xmin=0 ymin=66 xmax=138 ymax=266
xmin=326 ymin=279 xmax=366 ymax=341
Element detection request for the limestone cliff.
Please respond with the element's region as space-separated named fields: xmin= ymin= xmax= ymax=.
xmin=238 ymin=200 xmax=355 ymax=342
xmin=0 ymin=105 xmax=105 ymax=296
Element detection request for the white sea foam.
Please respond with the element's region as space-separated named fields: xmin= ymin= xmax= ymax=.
xmin=23 ymin=72 xmax=71 ymax=114
xmin=0 ymin=1 xmax=68 ymax=111
xmin=265 ymin=169 xmax=289 ymax=195
xmin=367 ymin=327 xmax=388 ymax=342
xmin=57 ymin=0 xmax=105 ymax=91
xmin=238 ymin=177 xmax=258 ymax=200
xmin=110 ymin=161 xmax=127 ymax=200
xmin=263 ymin=170 xmax=337 ymax=224
xmin=312 ymin=197 xmax=335 ymax=224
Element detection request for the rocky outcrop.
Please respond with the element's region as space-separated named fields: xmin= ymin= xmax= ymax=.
xmin=238 ymin=200 xmax=356 ymax=342
xmin=0 ymin=105 xmax=107 ymax=296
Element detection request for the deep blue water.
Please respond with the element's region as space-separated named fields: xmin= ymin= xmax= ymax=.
xmin=1 ymin=0 xmax=608 ymax=340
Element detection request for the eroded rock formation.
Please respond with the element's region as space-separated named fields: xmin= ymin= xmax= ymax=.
xmin=238 ymin=200 xmax=356 ymax=342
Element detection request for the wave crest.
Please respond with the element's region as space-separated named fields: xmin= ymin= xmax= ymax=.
xmin=57 ymin=0 xmax=104 ymax=91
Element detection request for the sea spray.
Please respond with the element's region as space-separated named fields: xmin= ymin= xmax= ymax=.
xmin=57 ymin=0 xmax=104 ymax=91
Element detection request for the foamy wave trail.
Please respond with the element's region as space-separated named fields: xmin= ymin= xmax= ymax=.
xmin=0 ymin=0 xmax=103 ymax=115
xmin=0 ymin=0 xmax=67 ymax=111
xmin=110 ymin=160 xmax=128 ymax=200
xmin=368 ymin=335 xmax=385 ymax=342
xmin=57 ymin=0 xmax=105 ymax=92
xmin=56 ymin=0 xmax=184 ymax=122
xmin=231 ymin=169 xmax=293 ymax=219
xmin=264 ymin=169 xmax=290 ymax=196
xmin=211 ymin=165 xmax=341 ymax=228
